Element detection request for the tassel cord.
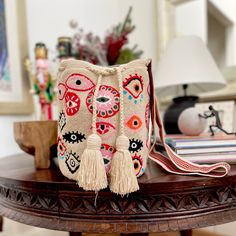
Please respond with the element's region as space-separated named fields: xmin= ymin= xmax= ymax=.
xmin=92 ymin=74 xmax=102 ymax=134
xmin=109 ymin=67 xmax=139 ymax=195
xmin=116 ymin=67 xmax=125 ymax=136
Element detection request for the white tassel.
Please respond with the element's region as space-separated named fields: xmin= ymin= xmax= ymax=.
xmin=110 ymin=135 xmax=139 ymax=195
xmin=77 ymin=133 xmax=107 ymax=191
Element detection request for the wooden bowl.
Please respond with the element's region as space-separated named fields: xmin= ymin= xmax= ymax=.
xmin=14 ymin=121 xmax=57 ymax=169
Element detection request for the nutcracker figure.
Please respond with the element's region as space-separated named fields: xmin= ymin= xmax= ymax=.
xmin=32 ymin=43 xmax=54 ymax=120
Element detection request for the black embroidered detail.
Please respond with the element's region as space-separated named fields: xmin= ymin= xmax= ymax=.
xmin=59 ymin=111 xmax=66 ymax=132
xmin=63 ymin=131 xmax=86 ymax=144
xmin=65 ymin=151 xmax=80 ymax=174
xmin=129 ymin=138 xmax=143 ymax=153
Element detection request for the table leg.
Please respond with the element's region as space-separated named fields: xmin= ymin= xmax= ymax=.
xmin=180 ymin=229 xmax=192 ymax=236
xmin=69 ymin=233 xmax=82 ymax=236
xmin=0 ymin=215 xmax=3 ymax=232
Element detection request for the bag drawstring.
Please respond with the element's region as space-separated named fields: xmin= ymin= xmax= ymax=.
xmin=110 ymin=67 xmax=139 ymax=195
xmin=76 ymin=73 xmax=107 ymax=191
xmin=77 ymin=65 xmax=138 ymax=195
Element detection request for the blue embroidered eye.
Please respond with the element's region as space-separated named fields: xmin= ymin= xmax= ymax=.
xmin=63 ymin=131 xmax=86 ymax=144
xmin=129 ymin=138 xmax=143 ymax=153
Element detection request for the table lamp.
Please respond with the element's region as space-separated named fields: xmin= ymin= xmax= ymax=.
xmin=155 ymin=36 xmax=226 ymax=134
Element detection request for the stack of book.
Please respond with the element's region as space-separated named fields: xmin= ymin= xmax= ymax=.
xmin=165 ymin=134 xmax=236 ymax=164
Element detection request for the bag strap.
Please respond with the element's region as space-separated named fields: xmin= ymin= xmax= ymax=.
xmin=149 ymin=98 xmax=231 ymax=177
xmin=147 ymin=61 xmax=231 ymax=178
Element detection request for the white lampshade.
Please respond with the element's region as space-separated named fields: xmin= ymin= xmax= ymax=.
xmin=155 ymin=36 xmax=226 ymax=96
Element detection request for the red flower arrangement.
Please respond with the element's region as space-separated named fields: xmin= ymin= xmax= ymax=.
xmin=70 ymin=7 xmax=143 ymax=66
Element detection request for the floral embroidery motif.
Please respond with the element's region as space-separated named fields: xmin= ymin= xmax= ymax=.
xmin=63 ymin=131 xmax=86 ymax=144
xmin=132 ymin=153 xmax=143 ymax=177
xmin=126 ymin=115 xmax=142 ymax=130
xmin=86 ymin=85 xmax=120 ymax=118
xmin=100 ymin=144 xmax=116 ymax=173
xmin=65 ymin=91 xmax=80 ymax=116
xmin=65 ymin=73 xmax=95 ymax=91
xmin=65 ymin=151 xmax=80 ymax=174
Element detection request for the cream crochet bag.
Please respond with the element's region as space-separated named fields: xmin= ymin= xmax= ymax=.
xmin=57 ymin=59 xmax=230 ymax=195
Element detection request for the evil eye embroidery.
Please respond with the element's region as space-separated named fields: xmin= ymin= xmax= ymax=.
xmin=65 ymin=151 xmax=80 ymax=174
xmin=65 ymin=73 xmax=95 ymax=91
xmin=132 ymin=153 xmax=143 ymax=177
xmin=63 ymin=131 xmax=86 ymax=144
xmin=129 ymin=138 xmax=143 ymax=153
xmin=96 ymin=122 xmax=116 ymax=136
xmin=145 ymin=102 xmax=150 ymax=129
xmin=58 ymin=111 xmax=66 ymax=132
xmin=58 ymin=83 xmax=68 ymax=100
xmin=57 ymin=137 xmax=67 ymax=156
xmin=86 ymin=85 xmax=120 ymax=118
xmin=100 ymin=144 xmax=116 ymax=172
xmin=126 ymin=115 xmax=142 ymax=130
xmin=65 ymin=91 xmax=80 ymax=116
xmin=123 ymin=74 xmax=144 ymax=104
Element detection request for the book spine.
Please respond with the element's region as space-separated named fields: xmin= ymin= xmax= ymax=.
xmin=175 ymin=144 xmax=236 ymax=150
xmin=176 ymin=146 xmax=236 ymax=155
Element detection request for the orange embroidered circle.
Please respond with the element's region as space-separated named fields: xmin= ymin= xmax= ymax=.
xmin=126 ymin=115 xmax=142 ymax=130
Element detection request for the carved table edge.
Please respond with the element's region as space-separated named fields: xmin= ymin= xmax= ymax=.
xmin=1 ymin=183 xmax=236 ymax=217
xmin=1 ymin=202 xmax=236 ymax=233
xmin=1 ymin=181 xmax=236 ymax=233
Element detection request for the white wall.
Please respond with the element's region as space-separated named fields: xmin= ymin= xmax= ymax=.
xmin=210 ymin=0 xmax=236 ymax=65
xmin=175 ymin=0 xmax=207 ymax=42
xmin=26 ymin=0 xmax=157 ymax=64
xmin=175 ymin=0 xmax=236 ymax=66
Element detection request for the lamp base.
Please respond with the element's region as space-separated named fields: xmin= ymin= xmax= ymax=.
xmin=163 ymin=96 xmax=199 ymax=134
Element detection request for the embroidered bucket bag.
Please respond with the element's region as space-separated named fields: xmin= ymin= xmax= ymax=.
xmin=57 ymin=59 xmax=230 ymax=195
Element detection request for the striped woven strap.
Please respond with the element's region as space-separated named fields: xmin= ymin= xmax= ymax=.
xmin=149 ymin=100 xmax=231 ymax=178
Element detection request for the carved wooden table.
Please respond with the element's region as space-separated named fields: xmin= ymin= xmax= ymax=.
xmin=1 ymin=154 xmax=236 ymax=236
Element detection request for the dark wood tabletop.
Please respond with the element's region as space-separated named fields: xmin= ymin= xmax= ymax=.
xmin=0 ymin=154 xmax=236 ymax=234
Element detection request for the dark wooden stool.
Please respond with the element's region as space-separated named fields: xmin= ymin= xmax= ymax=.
xmin=1 ymin=154 xmax=236 ymax=236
